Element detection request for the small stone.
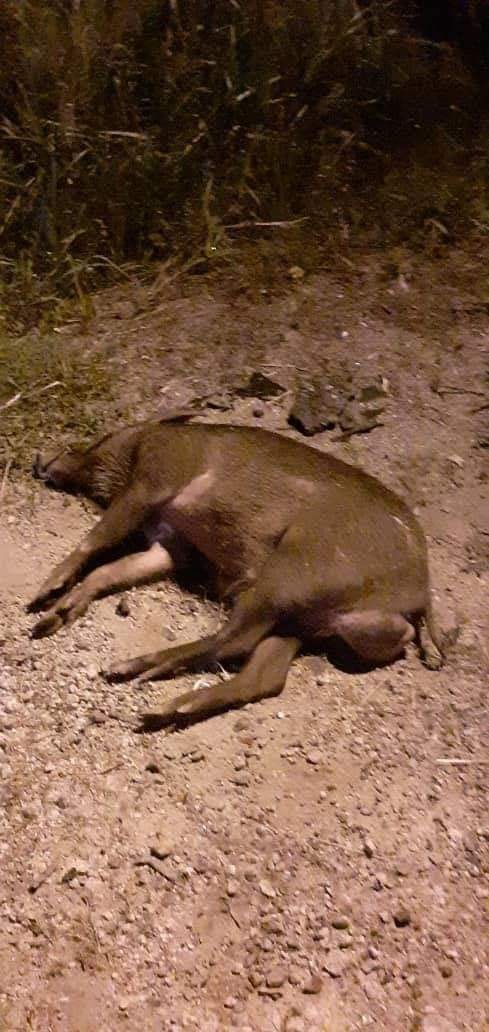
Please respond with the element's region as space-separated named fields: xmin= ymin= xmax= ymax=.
xmin=234 ymin=755 xmax=247 ymax=771
xmin=364 ymin=838 xmax=375 ymax=858
xmin=1 ymin=695 xmax=17 ymax=713
xmin=393 ymin=907 xmax=411 ymax=928
xmin=145 ymin=760 xmax=161 ymax=774
xmin=313 ymin=925 xmax=330 ymax=945
xmin=193 ymin=855 xmax=209 ymax=875
xmin=331 ymin=914 xmax=350 ymax=930
xmin=232 ymin=772 xmax=250 ymax=787
xmin=302 ymin=974 xmax=323 ymax=995
xmin=223 ymin=996 xmax=238 ymax=1009
xmin=116 ymin=596 xmax=131 ymax=617
xmin=226 ymin=879 xmax=239 ymax=897
xmin=266 ymin=967 xmax=287 ymax=988
xmin=323 ymin=948 xmax=350 ymax=978
xmin=361 ymin=958 xmax=380 ymax=975
xmin=190 ymin=750 xmax=205 ymax=763
xmin=89 ymin=708 xmax=107 ymax=726
xmin=440 ymin=964 xmax=452 ymax=979
xmin=249 ymin=971 xmax=264 ymax=988
xmin=259 ymin=879 xmax=276 ymax=899
xmin=234 ymin=716 xmax=251 ymax=732
xmin=261 ymin=914 xmax=284 ymax=934
xmin=362 ymin=974 xmax=385 ymax=1002
xmin=150 ymin=838 xmax=173 ymax=861
xmin=306 ymin=749 xmax=322 ymax=765
xmin=85 ymin=665 xmax=98 ymax=680
xmin=288 ymin=966 xmax=304 ymax=986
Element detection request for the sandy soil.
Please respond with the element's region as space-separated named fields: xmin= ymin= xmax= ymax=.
xmin=0 ymin=247 xmax=488 ymax=1031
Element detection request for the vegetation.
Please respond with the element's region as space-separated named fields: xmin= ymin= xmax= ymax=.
xmin=0 ymin=330 xmax=111 ymax=470
xmin=1 ymin=0 xmax=489 ymax=323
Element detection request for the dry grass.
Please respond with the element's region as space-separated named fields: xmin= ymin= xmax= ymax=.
xmin=0 ymin=1 xmax=488 ymax=324
xmin=0 ymin=329 xmax=112 ymax=472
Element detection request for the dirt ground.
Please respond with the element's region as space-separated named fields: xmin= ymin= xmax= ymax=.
xmin=0 ymin=245 xmax=488 ymax=1031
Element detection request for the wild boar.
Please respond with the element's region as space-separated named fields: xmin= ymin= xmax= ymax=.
xmin=30 ymin=416 xmax=445 ymax=726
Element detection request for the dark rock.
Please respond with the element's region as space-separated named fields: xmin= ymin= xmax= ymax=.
xmin=237 ymin=372 xmax=285 ymax=400
xmin=145 ymin=760 xmax=161 ymax=774
xmin=331 ymin=914 xmax=350 ymax=930
xmin=116 ymin=595 xmax=131 ymax=617
xmin=288 ymin=384 xmax=343 ymax=436
xmin=393 ymin=907 xmax=411 ymax=928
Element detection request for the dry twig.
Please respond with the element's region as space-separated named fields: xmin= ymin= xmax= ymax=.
xmin=0 ymin=458 xmax=12 ymax=507
xmin=0 ymin=379 xmax=62 ymax=413
xmin=436 ymin=758 xmax=489 ymax=766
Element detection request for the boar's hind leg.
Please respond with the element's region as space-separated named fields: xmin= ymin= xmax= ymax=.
xmin=105 ymin=582 xmax=276 ymax=683
xmin=30 ymin=543 xmax=173 ymax=639
xmin=106 ymin=518 xmax=317 ymax=685
xmin=333 ymin=610 xmax=415 ymax=664
xmin=29 ymin=484 xmax=152 ymax=611
xmin=142 ymin=635 xmax=302 ymax=729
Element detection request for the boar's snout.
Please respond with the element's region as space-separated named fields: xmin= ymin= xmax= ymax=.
xmin=33 ymin=452 xmax=49 ymax=480
xmin=32 ymin=449 xmax=69 ymax=487
xmin=32 ymin=446 xmax=89 ymax=493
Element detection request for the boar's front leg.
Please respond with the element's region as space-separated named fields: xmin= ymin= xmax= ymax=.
xmin=28 ymin=485 xmax=152 ymax=612
xmin=30 ymin=542 xmax=174 ymax=638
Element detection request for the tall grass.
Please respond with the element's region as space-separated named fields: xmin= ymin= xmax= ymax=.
xmin=0 ymin=0 xmax=488 ymax=321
